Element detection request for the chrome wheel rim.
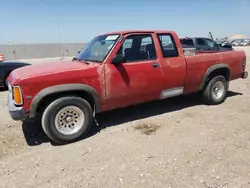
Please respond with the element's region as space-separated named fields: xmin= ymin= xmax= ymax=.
xmin=55 ymin=106 xmax=85 ymax=135
xmin=212 ymin=81 xmax=224 ymax=100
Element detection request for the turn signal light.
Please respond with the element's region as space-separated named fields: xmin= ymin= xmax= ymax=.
xmin=13 ymin=86 xmax=23 ymax=105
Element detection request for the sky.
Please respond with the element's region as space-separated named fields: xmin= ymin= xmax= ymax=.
xmin=0 ymin=0 xmax=250 ymax=44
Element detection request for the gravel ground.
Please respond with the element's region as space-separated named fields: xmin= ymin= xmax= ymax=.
xmin=0 ymin=47 xmax=250 ymax=188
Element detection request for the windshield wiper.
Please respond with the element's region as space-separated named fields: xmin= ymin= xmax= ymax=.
xmin=74 ymin=58 xmax=102 ymax=64
xmin=81 ymin=59 xmax=102 ymax=63
xmin=72 ymin=57 xmax=90 ymax=64
xmin=76 ymin=58 xmax=90 ymax=65
xmin=72 ymin=57 xmax=77 ymax=61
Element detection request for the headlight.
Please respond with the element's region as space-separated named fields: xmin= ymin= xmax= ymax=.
xmin=13 ymin=86 xmax=23 ymax=105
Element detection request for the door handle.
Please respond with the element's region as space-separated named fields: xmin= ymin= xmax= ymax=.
xmin=152 ymin=62 xmax=159 ymax=68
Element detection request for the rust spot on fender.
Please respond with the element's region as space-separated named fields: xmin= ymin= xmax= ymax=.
xmin=103 ymin=65 xmax=113 ymax=100
xmin=97 ymin=65 xmax=106 ymax=100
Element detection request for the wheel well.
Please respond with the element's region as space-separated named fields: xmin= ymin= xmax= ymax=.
xmin=36 ymin=90 xmax=95 ymax=116
xmin=202 ymin=68 xmax=230 ymax=90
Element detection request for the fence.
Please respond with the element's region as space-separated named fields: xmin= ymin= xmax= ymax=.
xmin=0 ymin=43 xmax=87 ymax=60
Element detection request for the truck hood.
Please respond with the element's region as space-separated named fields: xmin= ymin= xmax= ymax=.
xmin=10 ymin=59 xmax=100 ymax=81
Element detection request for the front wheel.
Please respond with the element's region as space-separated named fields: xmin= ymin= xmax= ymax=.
xmin=202 ymin=75 xmax=228 ymax=105
xmin=41 ymin=96 xmax=93 ymax=144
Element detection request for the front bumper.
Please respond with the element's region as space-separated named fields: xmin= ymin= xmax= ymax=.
xmin=242 ymin=71 xmax=248 ymax=79
xmin=7 ymin=91 xmax=26 ymax=121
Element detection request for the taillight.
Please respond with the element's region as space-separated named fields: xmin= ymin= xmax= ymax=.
xmin=242 ymin=57 xmax=246 ymax=71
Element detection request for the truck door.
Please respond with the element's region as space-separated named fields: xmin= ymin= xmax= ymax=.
xmin=104 ymin=34 xmax=164 ymax=110
xmin=156 ymin=33 xmax=186 ymax=99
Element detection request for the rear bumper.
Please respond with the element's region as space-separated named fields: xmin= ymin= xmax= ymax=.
xmin=242 ymin=71 xmax=248 ymax=79
xmin=8 ymin=92 xmax=26 ymax=121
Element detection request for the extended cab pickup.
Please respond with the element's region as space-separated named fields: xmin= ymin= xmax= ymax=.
xmin=7 ymin=30 xmax=248 ymax=144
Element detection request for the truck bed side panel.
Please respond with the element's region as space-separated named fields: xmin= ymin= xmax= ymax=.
xmin=219 ymin=50 xmax=245 ymax=80
xmin=184 ymin=50 xmax=245 ymax=94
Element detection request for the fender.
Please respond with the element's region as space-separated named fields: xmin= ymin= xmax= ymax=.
xmin=199 ymin=64 xmax=230 ymax=90
xmin=29 ymin=83 xmax=101 ymax=118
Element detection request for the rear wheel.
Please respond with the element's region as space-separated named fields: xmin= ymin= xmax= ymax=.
xmin=41 ymin=96 xmax=93 ymax=144
xmin=202 ymin=75 xmax=228 ymax=105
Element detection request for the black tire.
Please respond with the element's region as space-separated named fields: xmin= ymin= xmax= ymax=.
xmin=202 ymin=75 xmax=228 ymax=105
xmin=41 ymin=96 xmax=93 ymax=144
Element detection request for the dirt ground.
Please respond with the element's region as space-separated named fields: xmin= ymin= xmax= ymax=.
xmin=0 ymin=47 xmax=250 ymax=188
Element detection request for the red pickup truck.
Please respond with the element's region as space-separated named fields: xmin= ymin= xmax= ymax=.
xmin=7 ymin=30 xmax=248 ymax=144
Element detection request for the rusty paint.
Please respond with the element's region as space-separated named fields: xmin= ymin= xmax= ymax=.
xmin=96 ymin=64 xmax=106 ymax=100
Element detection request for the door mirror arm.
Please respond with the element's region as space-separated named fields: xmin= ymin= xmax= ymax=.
xmin=112 ymin=54 xmax=126 ymax=64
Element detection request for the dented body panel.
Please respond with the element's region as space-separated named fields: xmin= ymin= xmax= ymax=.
xmin=7 ymin=30 xmax=247 ymax=120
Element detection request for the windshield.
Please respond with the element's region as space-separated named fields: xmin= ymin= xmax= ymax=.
xmin=76 ymin=34 xmax=120 ymax=62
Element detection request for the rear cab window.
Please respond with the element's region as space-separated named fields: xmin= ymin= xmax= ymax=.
xmin=157 ymin=33 xmax=179 ymax=58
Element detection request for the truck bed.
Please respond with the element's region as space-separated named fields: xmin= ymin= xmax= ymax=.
xmin=183 ymin=50 xmax=245 ymax=94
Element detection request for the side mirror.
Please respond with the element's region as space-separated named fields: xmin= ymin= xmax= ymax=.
xmin=112 ymin=54 xmax=125 ymax=64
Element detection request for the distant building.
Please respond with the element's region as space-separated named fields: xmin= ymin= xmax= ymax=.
xmin=228 ymin=34 xmax=247 ymax=42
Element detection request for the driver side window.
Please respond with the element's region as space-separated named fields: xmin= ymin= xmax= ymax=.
xmin=116 ymin=34 xmax=157 ymax=63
